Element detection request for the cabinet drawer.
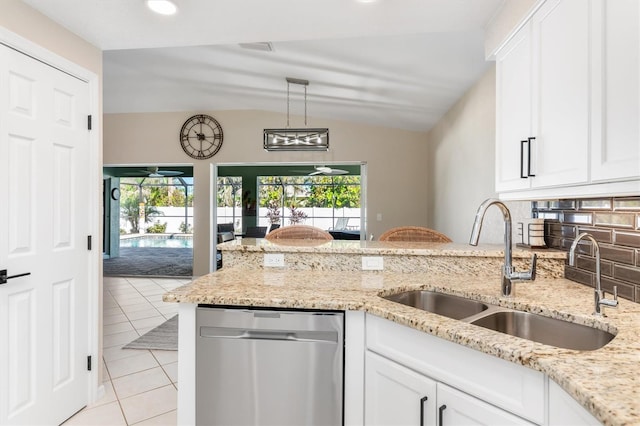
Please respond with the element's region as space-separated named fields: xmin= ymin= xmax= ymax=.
xmin=366 ymin=314 xmax=545 ymax=424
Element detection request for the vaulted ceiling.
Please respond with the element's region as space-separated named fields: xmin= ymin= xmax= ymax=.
xmin=23 ymin=0 xmax=503 ymax=131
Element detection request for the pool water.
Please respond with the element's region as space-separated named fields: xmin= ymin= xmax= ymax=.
xmin=120 ymin=235 xmax=193 ymax=249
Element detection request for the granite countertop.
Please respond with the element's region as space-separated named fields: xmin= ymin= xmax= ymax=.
xmin=165 ymin=242 xmax=640 ymax=426
xmin=216 ymin=238 xmax=569 ymax=258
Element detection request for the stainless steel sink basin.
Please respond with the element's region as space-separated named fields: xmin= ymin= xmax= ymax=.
xmin=470 ymin=311 xmax=615 ymax=350
xmin=383 ymin=290 xmax=489 ymax=320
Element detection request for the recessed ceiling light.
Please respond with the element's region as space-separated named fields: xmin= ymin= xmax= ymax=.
xmin=146 ymin=0 xmax=178 ymax=15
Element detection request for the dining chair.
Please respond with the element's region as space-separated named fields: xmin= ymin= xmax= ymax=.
xmin=265 ymin=225 xmax=334 ymax=241
xmin=378 ymin=226 xmax=452 ymax=243
xmin=244 ymin=226 xmax=267 ymax=238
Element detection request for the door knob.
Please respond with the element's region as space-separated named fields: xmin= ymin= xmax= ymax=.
xmin=0 ymin=269 xmax=31 ymax=285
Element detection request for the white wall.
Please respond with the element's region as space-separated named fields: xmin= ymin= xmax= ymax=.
xmin=104 ymin=110 xmax=429 ymax=275
xmin=0 ymin=0 xmax=101 ymax=74
xmin=426 ymin=65 xmax=531 ymax=244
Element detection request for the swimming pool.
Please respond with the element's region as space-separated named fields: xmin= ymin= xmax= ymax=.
xmin=120 ymin=235 xmax=193 ymax=249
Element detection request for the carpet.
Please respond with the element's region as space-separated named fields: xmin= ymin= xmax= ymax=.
xmin=123 ymin=315 xmax=178 ymax=351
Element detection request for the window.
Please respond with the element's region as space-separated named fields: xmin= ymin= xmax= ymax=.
xmin=258 ymin=175 xmax=361 ymax=230
xmin=216 ymin=176 xmax=242 ymax=233
xmin=119 ymin=177 xmax=194 ymax=234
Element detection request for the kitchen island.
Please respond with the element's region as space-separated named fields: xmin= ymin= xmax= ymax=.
xmin=164 ymin=239 xmax=640 ymax=426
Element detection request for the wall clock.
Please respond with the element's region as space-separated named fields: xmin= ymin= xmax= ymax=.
xmin=179 ymin=114 xmax=224 ymax=159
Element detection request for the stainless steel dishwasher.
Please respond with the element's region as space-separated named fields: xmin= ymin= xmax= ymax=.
xmin=196 ymin=306 xmax=344 ymax=426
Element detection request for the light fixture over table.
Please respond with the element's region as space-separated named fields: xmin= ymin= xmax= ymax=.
xmin=264 ymin=77 xmax=329 ymax=152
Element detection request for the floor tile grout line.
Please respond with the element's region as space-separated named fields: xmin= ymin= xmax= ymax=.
xmin=101 ymin=353 xmax=130 ymax=425
xmin=99 ymin=276 xmax=181 ymax=426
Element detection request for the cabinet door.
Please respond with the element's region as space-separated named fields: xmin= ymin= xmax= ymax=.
xmin=530 ymin=0 xmax=590 ymax=188
xmin=365 ymin=351 xmax=436 ymax=426
xmin=437 ymin=383 xmax=535 ymax=426
xmin=547 ymin=380 xmax=601 ymax=426
xmin=495 ymin=21 xmax=533 ymax=192
xmin=591 ymin=0 xmax=640 ymax=182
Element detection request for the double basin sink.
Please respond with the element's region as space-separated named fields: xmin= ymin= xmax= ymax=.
xmin=383 ymin=290 xmax=615 ymax=351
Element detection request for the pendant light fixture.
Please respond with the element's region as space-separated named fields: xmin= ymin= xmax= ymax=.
xmin=264 ymin=78 xmax=329 ymax=152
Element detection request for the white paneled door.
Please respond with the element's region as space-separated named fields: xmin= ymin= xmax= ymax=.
xmin=0 ymin=44 xmax=91 ymax=425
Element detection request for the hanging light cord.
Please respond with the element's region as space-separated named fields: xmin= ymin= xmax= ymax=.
xmin=304 ymin=85 xmax=308 ymax=127
xmin=286 ymin=81 xmax=290 ymax=128
xmin=284 ymin=77 xmax=310 ymax=128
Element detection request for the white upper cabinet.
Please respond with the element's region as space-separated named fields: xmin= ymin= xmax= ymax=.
xmin=495 ymin=0 xmax=640 ymax=199
xmin=496 ymin=0 xmax=590 ymax=193
xmin=591 ymin=0 xmax=640 ymax=182
xmin=496 ymin=21 xmax=533 ymax=192
xmin=531 ymin=0 xmax=590 ymax=188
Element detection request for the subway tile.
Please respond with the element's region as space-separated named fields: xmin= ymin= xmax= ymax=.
xmin=560 ymin=225 xmax=577 ymax=238
xmin=613 ymin=264 xmax=640 ymax=285
xmin=574 ymin=256 xmax=613 ymax=278
xmin=576 ymin=227 xmax=612 ymax=244
xmin=601 ymin=277 xmax=635 ymax=302
xmin=579 ymin=198 xmax=612 ymax=210
xmin=536 ymin=211 xmax=561 ymax=220
xmin=565 ymin=239 xmax=593 ymax=256
xmin=614 ymin=230 xmax=640 ymax=248
xmin=532 ymin=201 xmax=549 ymax=210
xmin=562 ymin=212 xmax=593 ymax=225
xmin=594 ymin=212 xmax=635 ymax=229
xmin=600 ymin=244 xmax=635 ymax=265
xmin=613 ymin=197 xmax=640 ymax=211
xmin=637 ymin=249 xmax=640 ymax=267
xmin=559 ymin=238 xmax=578 ymax=251
xmin=636 ymin=286 xmax=640 ymax=303
xmin=550 ymin=200 xmax=576 ymax=210
xmin=564 ymin=265 xmax=594 ymax=288
xmin=637 ymin=214 xmax=640 ymax=230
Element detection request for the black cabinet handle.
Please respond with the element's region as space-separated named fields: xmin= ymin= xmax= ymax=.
xmin=438 ymin=404 xmax=447 ymax=426
xmin=520 ymin=140 xmax=527 ymax=179
xmin=527 ymin=137 xmax=536 ymax=177
xmin=0 ymin=269 xmax=31 ymax=285
xmin=420 ymin=396 xmax=428 ymax=426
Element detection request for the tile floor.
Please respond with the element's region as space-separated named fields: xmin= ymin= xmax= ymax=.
xmin=63 ymin=276 xmax=190 ymax=425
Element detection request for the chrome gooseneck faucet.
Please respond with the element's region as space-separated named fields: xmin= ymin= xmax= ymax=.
xmin=469 ymin=198 xmax=537 ymax=296
xmin=569 ymin=233 xmax=618 ymax=316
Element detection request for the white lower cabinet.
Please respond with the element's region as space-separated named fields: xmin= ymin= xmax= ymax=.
xmin=547 ymin=381 xmax=601 ymax=426
xmin=363 ymin=314 xmax=602 ymax=426
xmin=365 ymin=350 xmax=534 ymax=426
xmin=436 ymin=383 xmax=534 ymax=426
xmin=365 ymin=351 xmax=437 ymax=426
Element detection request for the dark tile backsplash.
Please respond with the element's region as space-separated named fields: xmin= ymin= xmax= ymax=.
xmin=533 ymin=197 xmax=640 ymax=304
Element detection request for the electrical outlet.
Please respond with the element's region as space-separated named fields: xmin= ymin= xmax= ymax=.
xmin=362 ymin=256 xmax=384 ymax=271
xmin=376 ymin=213 xmax=383 ymax=221
xmin=264 ymin=253 xmax=285 ymax=268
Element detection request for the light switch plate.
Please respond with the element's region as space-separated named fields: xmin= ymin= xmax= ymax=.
xmin=362 ymin=256 xmax=384 ymax=271
xmin=264 ymin=253 xmax=285 ymax=267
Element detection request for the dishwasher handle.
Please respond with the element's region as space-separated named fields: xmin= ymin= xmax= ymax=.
xmin=200 ymin=326 xmax=338 ymax=344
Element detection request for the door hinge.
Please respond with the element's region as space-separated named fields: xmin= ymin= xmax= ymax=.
xmin=87 ymin=115 xmax=92 ymax=131
xmin=87 ymin=235 xmax=92 ymax=251
xmin=87 ymin=355 xmax=92 ymax=371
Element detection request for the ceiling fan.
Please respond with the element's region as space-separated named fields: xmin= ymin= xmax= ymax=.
xmin=126 ymin=166 xmax=184 ymax=178
xmin=308 ymin=166 xmax=348 ymax=176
